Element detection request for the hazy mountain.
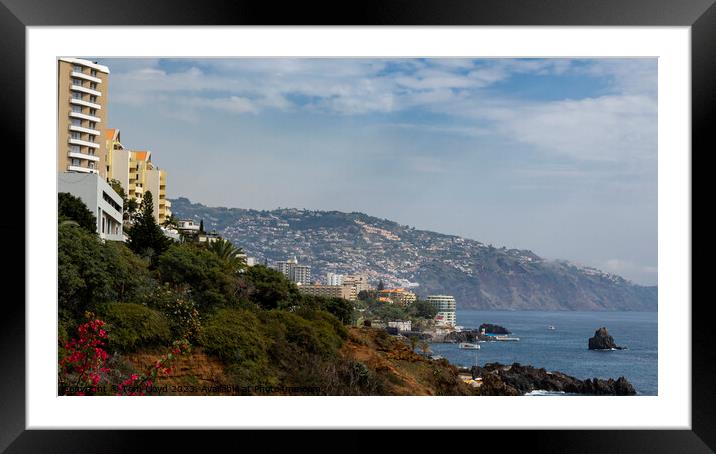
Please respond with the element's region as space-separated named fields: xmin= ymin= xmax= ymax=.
xmin=169 ymin=197 xmax=657 ymax=311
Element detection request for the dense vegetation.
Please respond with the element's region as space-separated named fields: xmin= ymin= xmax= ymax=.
xmin=58 ymin=195 xmax=445 ymax=395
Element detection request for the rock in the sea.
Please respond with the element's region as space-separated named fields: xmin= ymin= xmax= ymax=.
xmin=588 ymin=327 xmax=626 ymax=350
xmin=479 ymin=323 xmax=510 ymax=335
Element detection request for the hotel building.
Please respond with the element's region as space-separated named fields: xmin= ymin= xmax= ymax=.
xmin=377 ymin=288 xmax=417 ymax=306
xmin=58 ymin=58 xmax=109 ymax=176
xmin=427 ymin=295 xmax=457 ymax=327
xmin=297 ymin=284 xmax=353 ymax=300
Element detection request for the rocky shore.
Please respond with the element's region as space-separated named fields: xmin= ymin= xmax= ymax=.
xmin=468 ymin=362 xmax=637 ymax=395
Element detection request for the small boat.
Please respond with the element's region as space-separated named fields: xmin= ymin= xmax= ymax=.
xmin=459 ymin=342 xmax=481 ymax=350
xmin=548 ymin=325 xmax=556 ymax=330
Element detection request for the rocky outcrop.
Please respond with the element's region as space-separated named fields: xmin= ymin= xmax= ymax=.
xmin=588 ymin=327 xmax=626 ymax=350
xmin=479 ymin=323 xmax=510 ymax=334
xmin=444 ymin=330 xmax=480 ymax=343
xmin=471 ymin=362 xmax=637 ymax=395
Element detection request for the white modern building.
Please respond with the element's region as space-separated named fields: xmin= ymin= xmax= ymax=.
xmin=58 ymin=171 xmax=124 ymax=241
xmin=427 ymin=295 xmax=457 ymax=327
xmin=274 ymin=257 xmax=311 ymax=285
xmin=326 ymin=272 xmax=344 ymax=286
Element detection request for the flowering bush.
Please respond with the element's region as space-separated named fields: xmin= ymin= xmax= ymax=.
xmin=58 ymin=315 xmax=110 ymax=395
xmin=58 ymin=313 xmax=190 ymax=396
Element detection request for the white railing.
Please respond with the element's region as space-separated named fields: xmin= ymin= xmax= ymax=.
xmin=68 ymin=137 xmax=100 ymax=149
xmin=70 ymin=84 xmax=102 ymax=97
xmin=68 ymin=151 xmax=100 ymax=162
xmin=70 ymin=98 xmax=102 ymax=110
xmin=69 ymin=124 xmax=100 ymax=136
xmin=71 ymin=71 xmax=102 ymax=84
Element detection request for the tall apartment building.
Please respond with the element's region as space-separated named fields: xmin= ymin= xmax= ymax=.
xmin=427 ymin=295 xmax=457 ymax=327
xmin=103 ymin=128 xmax=130 ymax=190
xmin=274 ymin=257 xmax=311 ymax=285
xmin=125 ymin=150 xmax=171 ymax=224
xmin=326 ymin=273 xmax=344 ymax=286
xmin=58 ymin=58 xmax=109 ymax=176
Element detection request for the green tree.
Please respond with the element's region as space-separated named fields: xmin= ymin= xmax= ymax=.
xmin=157 ymin=243 xmax=238 ymax=310
xmin=377 ymin=280 xmax=385 ymax=291
xmin=58 ymin=192 xmax=96 ymax=233
xmin=124 ymin=198 xmax=139 ymax=223
xmin=408 ymin=299 xmax=438 ymax=319
xmin=243 ymin=265 xmax=299 ymax=310
xmin=126 ymin=191 xmax=171 ymax=262
xmin=199 ymin=219 xmax=205 ymax=234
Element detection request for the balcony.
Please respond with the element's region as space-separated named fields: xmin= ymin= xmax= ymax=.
xmin=71 ymin=71 xmax=102 ymax=84
xmin=70 ymin=84 xmax=102 ymax=97
xmin=68 ymin=137 xmax=100 ymax=149
xmin=67 ymin=165 xmax=98 ymax=174
xmin=69 ymin=111 xmax=101 ymax=123
xmin=68 ymin=151 xmax=100 ymax=162
xmin=69 ymin=124 xmax=100 ymax=136
xmin=70 ymin=98 xmax=101 ymax=110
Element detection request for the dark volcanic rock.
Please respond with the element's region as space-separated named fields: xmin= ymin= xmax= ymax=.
xmin=444 ymin=330 xmax=480 ymax=343
xmin=472 ymin=362 xmax=637 ymax=395
xmin=588 ymin=327 xmax=626 ymax=350
xmin=479 ymin=323 xmax=510 ymax=335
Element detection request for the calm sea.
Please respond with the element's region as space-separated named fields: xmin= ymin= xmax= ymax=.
xmin=429 ymin=310 xmax=658 ymax=395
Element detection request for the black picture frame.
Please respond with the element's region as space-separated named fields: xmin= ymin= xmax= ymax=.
xmin=2 ymin=0 xmax=708 ymax=451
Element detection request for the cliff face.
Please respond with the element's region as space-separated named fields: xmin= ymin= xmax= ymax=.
xmin=170 ymin=197 xmax=657 ymax=311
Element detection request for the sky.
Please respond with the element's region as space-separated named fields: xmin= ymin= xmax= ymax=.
xmin=94 ymin=57 xmax=658 ymax=286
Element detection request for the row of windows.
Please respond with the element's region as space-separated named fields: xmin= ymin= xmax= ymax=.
xmin=73 ymin=64 xmax=99 ymax=77
xmin=71 ymin=91 xmax=98 ymax=103
xmin=71 ymin=105 xmax=98 ymax=116
xmin=71 ymin=77 xmax=99 ymax=90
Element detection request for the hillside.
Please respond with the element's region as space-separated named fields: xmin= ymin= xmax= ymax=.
xmin=169 ymin=197 xmax=657 ymax=311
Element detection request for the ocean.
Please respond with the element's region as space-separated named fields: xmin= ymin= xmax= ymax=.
xmin=429 ymin=310 xmax=658 ymax=395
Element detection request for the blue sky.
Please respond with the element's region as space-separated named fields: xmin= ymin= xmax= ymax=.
xmin=95 ymin=58 xmax=657 ymax=285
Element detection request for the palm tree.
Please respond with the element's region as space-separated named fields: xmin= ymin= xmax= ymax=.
xmin=207 ymin=239 xmax=247 ymax=271
xmin=409 ymin=336 xmax=419 ymax=352
xmin=418 ymin=340 xmax=431 ymax=356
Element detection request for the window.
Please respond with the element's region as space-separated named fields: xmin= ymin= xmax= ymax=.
xmin=90 ymin=82 xmax=97 ymax=89
xmin=89 ymin=95 xmax=97 ymax=103
xmin=89 ymin=121 xmax=96 ymax=129
xmin=72 ymin=158 xmax=81 ymax=166
xmin=73 ymin=64 xmax=82 ymax=72
xmin=70 ymin=131 xmax=81 ymax=139
xmin=91 ymin=69 xmax=97 ymax=76
xmin=71 ymin=105 xmax=82 ymax=113
xmin=72 ymin=92 xmax=82 ymax=100
xmin=71 ymin=78 xmax=82 ymax=86
xmin=70 ymin=145 xmax=80 ymax=153
xmin=89 ymin=108 xmax=96 ymax=116
xmin=71 ymin=118 xmax=81 ymax=126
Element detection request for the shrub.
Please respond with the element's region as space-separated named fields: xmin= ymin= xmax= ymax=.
xmin=263 ymin=310 xmax=344 ymax=355
xmin=146 ymin=284 xmax=201 ymax=341
xmin=98 ymin=303 xmax=172 ymax=352
xmin=243 ymin=265 xmax=300 ymax=309
xmin=198 ymin=308 xmax=270 ymax=384
xmin=318 ymin=297 xmax=354 ymax=325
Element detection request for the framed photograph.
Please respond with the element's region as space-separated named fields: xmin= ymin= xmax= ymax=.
xmin=5 ymin=0 xmax=709 ymax=451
